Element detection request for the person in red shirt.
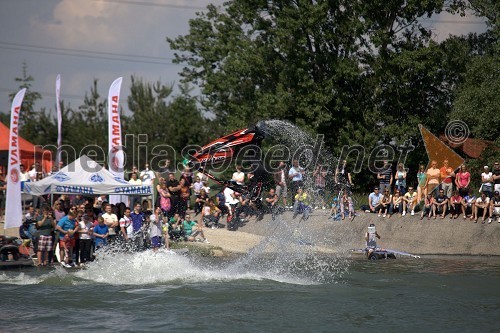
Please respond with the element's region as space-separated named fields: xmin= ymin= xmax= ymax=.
xmin=440 ymin=160 xmax=454 ymax=200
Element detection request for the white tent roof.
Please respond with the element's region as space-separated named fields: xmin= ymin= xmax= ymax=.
xmin=24 ymin=155 xmax=152 ymax=196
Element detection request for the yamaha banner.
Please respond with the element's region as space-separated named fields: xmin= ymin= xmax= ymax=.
xmin=5 ymin=88 xmax=26 ymax=229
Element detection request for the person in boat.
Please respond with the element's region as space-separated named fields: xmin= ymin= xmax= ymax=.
xmin=365 ymin=224 xmax=381 ymax=258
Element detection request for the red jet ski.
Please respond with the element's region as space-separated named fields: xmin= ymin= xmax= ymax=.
xmin=187 ymin=121 xmax=268 ymax=200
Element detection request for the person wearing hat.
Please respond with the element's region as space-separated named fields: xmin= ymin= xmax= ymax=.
xmin=480 ymin=166 xmax=493 ymax=198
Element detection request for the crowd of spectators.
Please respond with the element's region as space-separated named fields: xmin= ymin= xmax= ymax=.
xmin=367 ymin=160 xmax=500 ymax=224
xmin=7 ymin=156 xmax=500 ymax=266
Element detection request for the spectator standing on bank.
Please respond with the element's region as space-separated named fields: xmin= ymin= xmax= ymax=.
xmin=492 ymin=162 xmax=500 ymax=194
xmin=416 ymin=164 xmax=427 ymax=203
xmin=480 ymin=166 xmax=493 ymax=198
xmin=232 ymin=164 xmax=245 ymax=185
xmin=288 ymin=160 xmax=305 ymax=205
xmin=425 ymin=160 xmax=440 ymax=196
xmin=166 ymin=173 xmax=181 ymax=217
xmin=440 ymin=160 xmax=454 ymax=199
xmin=377 ymin=160 xmax=393 ymax=194
xmin=455 ymin=165 xmax=471 ymax=197
xmin=274 ymin=161 xmax=288 ymax=208
xmin=394 ymin=163 xmax=407 ymax=195
xmin=313 ymin=164 xmax=328 ymax=209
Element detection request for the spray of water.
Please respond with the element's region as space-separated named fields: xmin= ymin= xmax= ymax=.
xmin=0 ymin=120 xmax=354 ymax=286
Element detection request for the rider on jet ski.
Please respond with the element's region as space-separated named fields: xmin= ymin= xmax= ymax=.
xmin=187 ymin=121 xmax=268 ymax=202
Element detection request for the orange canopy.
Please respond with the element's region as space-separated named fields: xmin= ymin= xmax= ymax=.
xmin=0 ymin=121 xmax=53 ymax=174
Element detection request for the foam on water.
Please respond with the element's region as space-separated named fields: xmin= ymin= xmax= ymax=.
xmin=73 ymin=248 xmax=318 ymax=286
xmin=0 ymin=272 xmax=43 ymax=285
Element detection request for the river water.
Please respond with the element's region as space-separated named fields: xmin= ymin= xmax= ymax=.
xmin=0 ymin=251 xmax=498 ymax=333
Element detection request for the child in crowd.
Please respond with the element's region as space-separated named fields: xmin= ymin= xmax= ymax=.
xmin=329 ymin=195 xmax=339 ymax=220
xmin=202 ymin=199 xmax=221 ymax=229
xmin=340 ymin=192 xmax=354 ymax=220
xmin=93 ymin=216 xmax=109 ymax=249
xmin=293 ymin=188 xmax=311 ymax=220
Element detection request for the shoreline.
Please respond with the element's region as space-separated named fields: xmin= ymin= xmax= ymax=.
xmin=2 ymin=210 xmax=499 ymax=257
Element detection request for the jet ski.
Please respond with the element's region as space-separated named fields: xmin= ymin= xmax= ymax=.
xmin=0 ymin=235 xmax=35 ymax=268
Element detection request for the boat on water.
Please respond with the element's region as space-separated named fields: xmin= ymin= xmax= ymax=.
xmin=0 ymin=235 xmax=35 ymax=269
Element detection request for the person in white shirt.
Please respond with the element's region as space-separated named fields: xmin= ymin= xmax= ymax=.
xmin=128 ymin=172 xmax=142 ymax=207
xmin=78 ymin=215 xmax=94 ymax=264
xmin=119 ymin=207 xmax=134 ymax=241
xmin=232 ymin=164 xmax=245 ymax=185
xmin=224 ymin=186 xmax=239 ymax=216
xmin=140 ymin=163 xmax=156 ymax=185
xmin=481 ymin=166 xmax=493 ymax=198
xmin=288 ymin=159 xmax=304 ymax=205
xmin=474 ymin=193 xmax=490 ymax=223
xmin=139 ymin=164 xmax=155 ymax=209
xmin=101 ymin=203 xmax=118 ymax=242
xmin=19 ymin=164 xmax=29 ymax=181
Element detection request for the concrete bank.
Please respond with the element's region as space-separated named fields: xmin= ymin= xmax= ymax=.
xmin=233 ymin=210 xmax=500 ymax=256
xmin=2 ymin=211 xmax=499 ymax=256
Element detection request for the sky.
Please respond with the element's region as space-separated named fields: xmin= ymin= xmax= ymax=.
xmin=0 ymin=0 xmax=488 ymax=118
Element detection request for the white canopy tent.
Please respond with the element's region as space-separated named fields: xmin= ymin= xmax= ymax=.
xmin=23 ymin=155 xmax=153 ymax=197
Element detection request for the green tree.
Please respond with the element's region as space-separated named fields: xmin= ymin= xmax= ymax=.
xmin=168 ymin=0 xmax=462 ymax=151
xmin=126 ymin=76 xmax=210 ymax=168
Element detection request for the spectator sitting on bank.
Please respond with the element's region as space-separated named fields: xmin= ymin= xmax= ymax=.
xmin=379 ymin=188 xmax=392 ymax=217
xmin=449 ymin=190 xmax=464 ymax=219
xmin=194 ymin=188 xmax=208 ymax=216
xmin=490 ymin=191 xmax=500 ymax=223
xmin=293 ymin=188 xmax=312 ymax=220
xmin=388 ymin=190 xmax=403 ymax=218
xmin=168 ymin=213 xmax=184 ymax=241
xmin=432 ymin=189 xmax=449 ymax=219
xmin=264 ymin=188 xmax=279 ymax=220
xmin=474 ymin=192 xmax=490 ymax=224
xmin=461 ymin=189 xmax=476 ymax=220
xmin=368 ymin=187 xmax=382 ymax=213
xmin=183 ymin=213 xmax=209 ymax=243
xmin=420 ymin=193 xmax=435 ymax=220
xmin=402 ymin=186 xmax=418 ymax=216
xmin=202 ymin=199 xmax=221 ymax=229
xmin=329 ymin=195 xmax=339 ymax=220
xmin=340 ymin=191 xmax=354 ymax=220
